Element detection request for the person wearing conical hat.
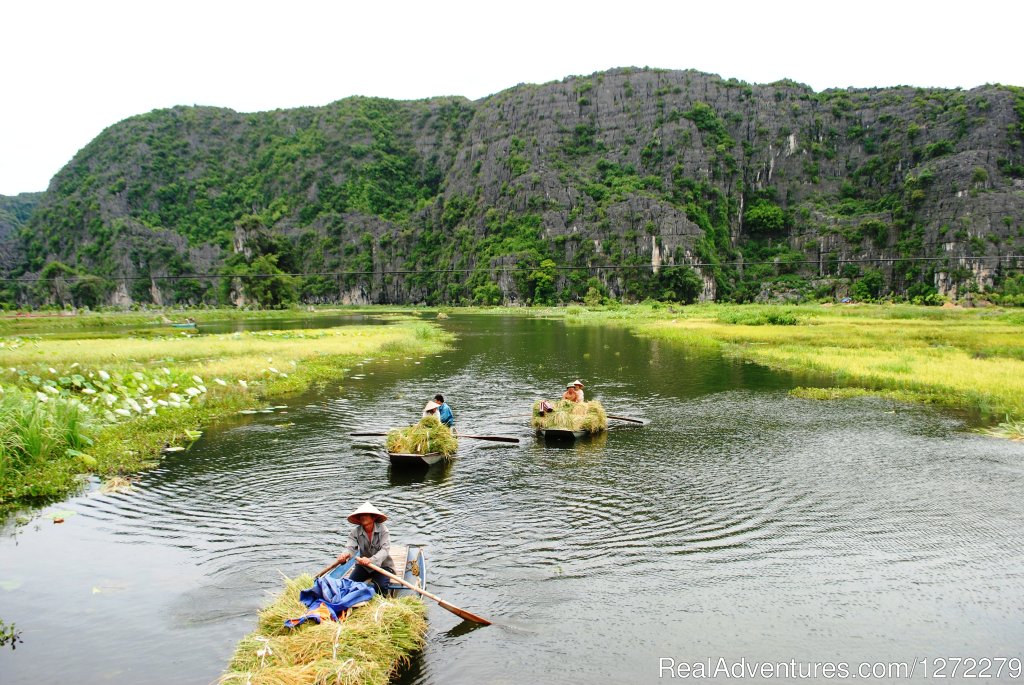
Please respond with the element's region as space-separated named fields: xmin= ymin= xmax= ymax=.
xmin=422 ymin=399 xmax=441 ymax=419
xmin=572 ymin=380 xmax=585 ymax=403
xmin=335 ymin=502 xmax=395 ymax=595
xmin=562 ymin=382 xmax=581 ymax=403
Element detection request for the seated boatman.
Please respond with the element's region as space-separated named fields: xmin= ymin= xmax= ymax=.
xmin=571 ymin=379 xmax=585 ymax=402
xmin=562 ymin=382 xmax=581 ymax=402
xmin=433 ymin=393 xmax=455 ymax=430
xmin=335 ymin=502 xmax=394 ymax=595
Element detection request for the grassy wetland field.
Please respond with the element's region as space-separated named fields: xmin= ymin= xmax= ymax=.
xmin=0 ymin=309 xmax=451 ymax=513
xmin=516 ymin=302 xmax=1024 ymax=438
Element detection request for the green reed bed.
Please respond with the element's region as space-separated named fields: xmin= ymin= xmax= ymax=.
xmin=507 ymin=302 xmax=1024 ymax=431
xmin=0 ymin=318 xmax=452 ymax=513
xmin=385 ymin=416 xmax=458 ymax=455
xmin=220 ymin=573 xmax=427 ymax=685
xmin=531 ymin=399 xmax=608 ymax=434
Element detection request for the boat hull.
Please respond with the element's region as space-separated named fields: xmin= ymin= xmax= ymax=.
xmin=538 ymin=428 xmax=587 ymax=441
xmin=388 ymin=451 xmax=447 ymax=467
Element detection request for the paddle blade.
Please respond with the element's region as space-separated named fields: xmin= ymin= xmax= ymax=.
xmin=438 ymin=600 xmax=492 ymax=626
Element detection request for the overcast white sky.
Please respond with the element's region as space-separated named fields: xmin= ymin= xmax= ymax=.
xmin=2 ymin=0 xmax=1020 ymax=195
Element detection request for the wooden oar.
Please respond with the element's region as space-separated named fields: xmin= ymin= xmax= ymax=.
xmin=350 ymin=431 xmax=519 ymax=443
xmin=455 ymin=434 xmax=520 ymax=443
xmin=316 ymin=559 xmax=344 ymax=577
xmin=606 ymin=414 xmax=647 ymax=424
xmin=364 ymin=561 xmax=492 ymax=626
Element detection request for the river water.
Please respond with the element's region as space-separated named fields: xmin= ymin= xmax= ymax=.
xmin=2 ymin=314 xmax=1023 ymax=684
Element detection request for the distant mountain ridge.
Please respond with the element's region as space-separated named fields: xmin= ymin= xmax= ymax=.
xmin=5 ymin=67 xmax=1024 ymax=307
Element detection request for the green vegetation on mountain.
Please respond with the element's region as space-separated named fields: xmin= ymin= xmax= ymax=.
xmin=4 ymin=68 xmax=1024 ymax=308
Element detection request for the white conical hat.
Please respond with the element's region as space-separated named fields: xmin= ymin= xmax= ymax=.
xmin=347 ymin=501 xmax=388 ymax=524
xmin=423 ymin=400 xmax=441 ymax=412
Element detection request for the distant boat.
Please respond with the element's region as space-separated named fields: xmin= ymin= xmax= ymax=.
xmin=169 ymin=322 xmax=196 ymax=329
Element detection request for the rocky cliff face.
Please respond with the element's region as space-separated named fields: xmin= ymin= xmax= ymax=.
xmin=10 ymin=68 xmax=1024 ymax=306
xmin=0 ymin=192 xmax=41 ymax=277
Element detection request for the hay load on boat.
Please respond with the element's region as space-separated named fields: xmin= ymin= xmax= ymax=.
xmin=532 ymin=399 xmax=609 ymax=440
xmin=220 ymin=546 xmax=428 ymax=685
xmin=385 ymin=415 xmax=458 ymax=467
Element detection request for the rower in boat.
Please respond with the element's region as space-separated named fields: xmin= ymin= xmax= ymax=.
xmin=562 ymin=382 xmax=582 ymax=403
xmin=432 ymin=394 xmax=455 ymax=430
xmin=335 ymin=502 xmax=395 ymax=595
xmin=571 ymin=380 xmax=585 ymax=402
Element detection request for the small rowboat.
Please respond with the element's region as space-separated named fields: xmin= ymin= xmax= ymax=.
xmin=327 ymin=544 xmax=427 ymax=596
xmin=388 ymin=451 xmax=448 ymax=467
xmin=537 ymin=427 xmax=587 ymax=441
xmin=169 ymin=322 xmax=196 ymax=329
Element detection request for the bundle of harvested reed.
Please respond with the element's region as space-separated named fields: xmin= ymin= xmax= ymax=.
xmin=531 ymin=399 xmax=608 ymax=434
xmin=219 ymin=573 xmax=427 ymax=685
xmin=385 ymin=416 xmax=458 ymax=455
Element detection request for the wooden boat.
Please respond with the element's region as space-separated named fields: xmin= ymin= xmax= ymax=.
xmin=326 ymin=544 xmax=427 ymax=596
xmin=169 ymin=322 xmax=196 ymax=329
xmin=537 ymin=427 xmax=587 ymax=441
xmin=388 ymin=451 xmax=448 ymax=467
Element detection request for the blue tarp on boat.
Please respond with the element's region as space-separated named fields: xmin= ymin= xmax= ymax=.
xmin=284 ymin=575 xmax=375 ymax=627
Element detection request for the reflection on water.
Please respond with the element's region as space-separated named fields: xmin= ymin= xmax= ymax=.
xmin=2 ymin=315 xmax=1023 ymax=685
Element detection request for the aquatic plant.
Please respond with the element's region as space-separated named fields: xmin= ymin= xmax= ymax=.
xmin=220 ymin=573 xmax=426 ymax=685
xmin=0 ymin=318 xmax=453 ymax=512
xmin=532 ymin=400 xmax=608 ymax=433
xmin=385 ymin=416 xmax=458 ymax=455
xmin=0 ymin=617 xmax=22 ymax=650
xmin=981 ymin=417 xmax=1024 ymax=441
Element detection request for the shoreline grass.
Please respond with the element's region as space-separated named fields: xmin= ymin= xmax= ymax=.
xmin=475 ymin=302 xmax=1024 ymax=431
xmin=219 ymin=573 xmax=427 ymax=685
xmin=0 ymin=315 xmax=452 ymax=513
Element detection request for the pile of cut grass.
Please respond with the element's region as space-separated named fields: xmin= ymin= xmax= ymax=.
xmin=385 ymin=416 xmax=458 ymax=455
xmin=220 ymin=573 xmax=427 ymax=685
xmin=532 ymin=399 xmax=608 ymax=434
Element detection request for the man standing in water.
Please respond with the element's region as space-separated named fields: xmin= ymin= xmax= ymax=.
xmin=336 ymin=502 xmax=394 ymax=595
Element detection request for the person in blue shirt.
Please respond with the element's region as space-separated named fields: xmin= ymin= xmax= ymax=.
xmin=433 ymin=393 xmax=455 ymax=430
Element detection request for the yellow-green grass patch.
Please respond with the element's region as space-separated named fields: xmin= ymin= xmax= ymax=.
xmin=385 ymin=416 xmax=458 ymax=455
xmin=219 ymin=573 xmax=427 ymax=685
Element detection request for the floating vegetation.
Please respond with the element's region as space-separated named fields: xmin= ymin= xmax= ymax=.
xmin=219 ymin=574 xmax=426 ymax=685
xmin=100 ymin=476 xmax=133 ymax=494
xmin=789 ymin=386 xmax=946 ymax=405
xmin=790 ymin=387 xmax=875 ymax=401
xmin=385 ymin=416 xmax=458 ymax=455
xmin=531 ymin=400 xmax=608 ymax=434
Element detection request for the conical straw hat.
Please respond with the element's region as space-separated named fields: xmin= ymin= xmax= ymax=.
xmin=347 ymin=501 xmax=388 ymax=524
